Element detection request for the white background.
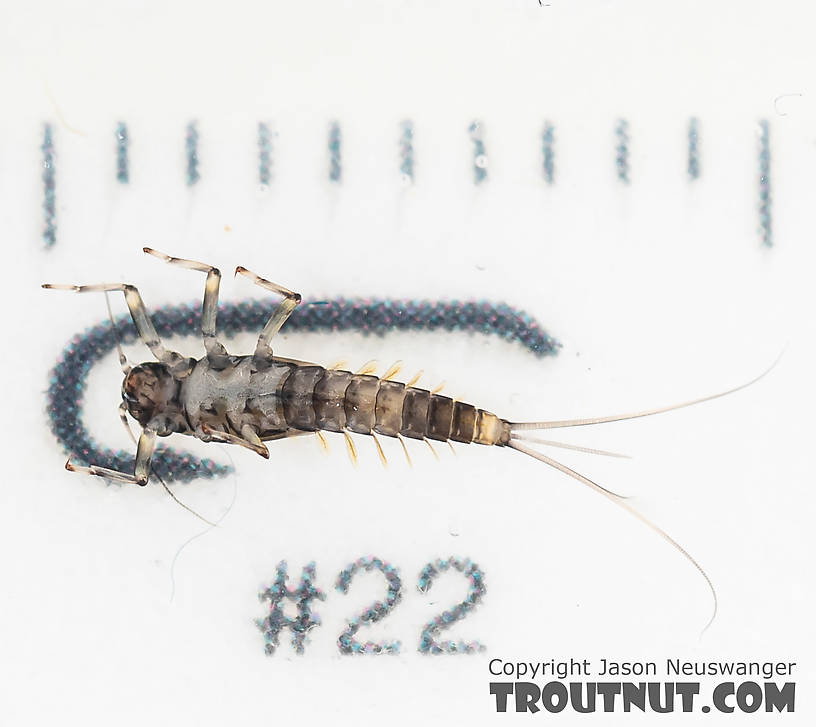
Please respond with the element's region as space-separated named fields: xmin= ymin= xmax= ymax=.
xmin=1 ymin=1 xmax=814 ymax=724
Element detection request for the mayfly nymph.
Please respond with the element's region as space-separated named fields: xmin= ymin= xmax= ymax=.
xmin=44 ymin=248 xmax=771 ymax=628
xmin=45 ymin=248 xmax=529 ymax=482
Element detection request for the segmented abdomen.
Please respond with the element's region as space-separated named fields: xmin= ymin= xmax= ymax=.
xmin=281 ymin=366 xmax=509 ymax=446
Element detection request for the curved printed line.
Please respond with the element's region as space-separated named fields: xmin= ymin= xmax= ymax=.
xmin=46 ymin=298 xmax=559 ymax=483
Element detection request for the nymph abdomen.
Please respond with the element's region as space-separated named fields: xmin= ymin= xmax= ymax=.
xmin=282 ymin=364 xmax=510 ymax=447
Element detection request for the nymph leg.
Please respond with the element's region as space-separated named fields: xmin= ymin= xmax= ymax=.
xmin=66 ymin=429 xmax=157 ymax=486
xmin=143 ymin=248 xmax=229 ymax=367
xmin=199 ymin=423 xmax=270 ymax=458
xmin=234 ymin=266 xmax=302 ymax=365
xmin=42 ymin=282 xmax=179 ymax=367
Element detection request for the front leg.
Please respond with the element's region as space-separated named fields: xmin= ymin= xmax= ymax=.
xmin=42 ymin=282 xmax=183 ymax=369
xmin=66 ymin=429 xmax=157 ymax=486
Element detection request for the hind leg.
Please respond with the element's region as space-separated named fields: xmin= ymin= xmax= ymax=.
xmin=234 ymin=266 xmax=301 ymax=366
xmin=143 ymin=248 xmax=229 ymax=367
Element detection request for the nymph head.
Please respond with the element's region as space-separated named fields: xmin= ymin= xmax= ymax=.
xmin=122 ymin=362 xmax=185 ymax=435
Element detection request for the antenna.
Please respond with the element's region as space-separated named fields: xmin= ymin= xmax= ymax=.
xmin=104 ymin=291 xmax=131 ymax=374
